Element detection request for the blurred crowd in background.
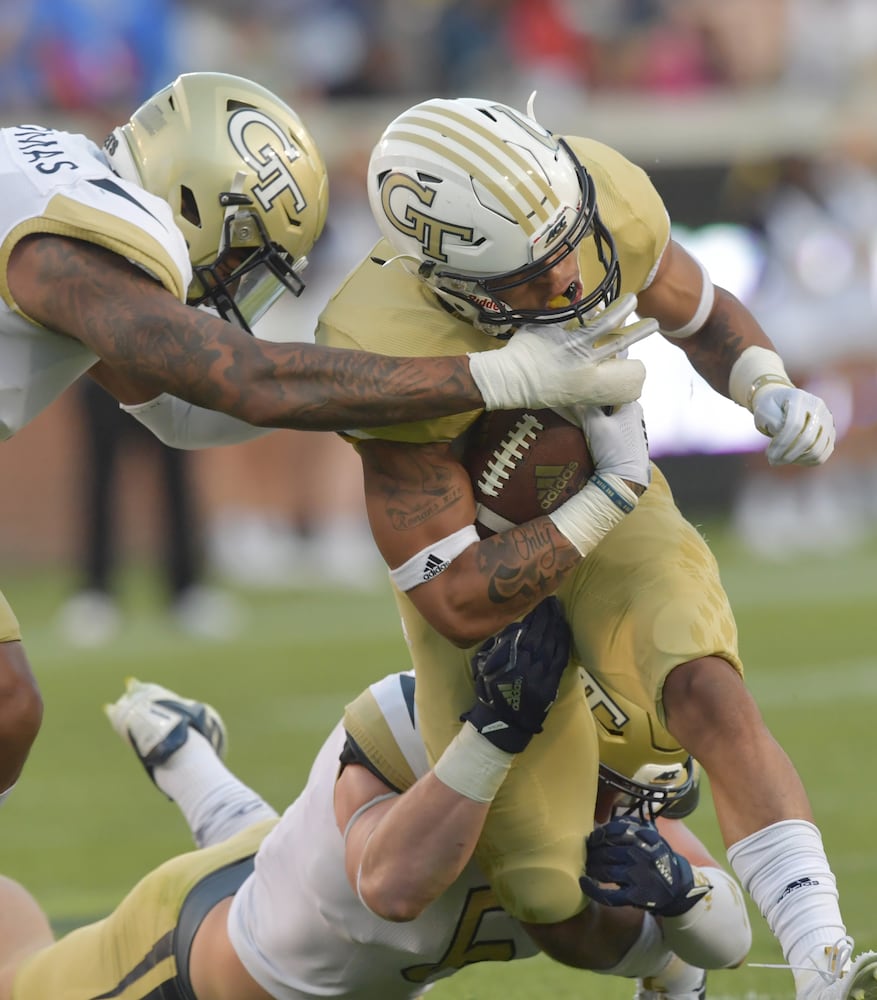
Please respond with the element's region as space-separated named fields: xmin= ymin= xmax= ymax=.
xmin=1 ymin=0 xmax=875 ymax=643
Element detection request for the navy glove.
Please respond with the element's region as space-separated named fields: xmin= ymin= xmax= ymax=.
xmin=580 ymin=816 xmax=712 ymax=917
xmin=461 ymin=597 xmax=571 ymax=753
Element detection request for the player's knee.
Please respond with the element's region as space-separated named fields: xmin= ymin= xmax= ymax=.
xmin=490 ymin=864 xmax=584 ymax=925
xmin=662 ymin=655 xmax=756 ymax=750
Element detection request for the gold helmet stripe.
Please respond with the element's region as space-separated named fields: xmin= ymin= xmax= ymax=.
xmin=387 ymin=110 xmax=556 ymax=234
xmin=420 ymin=106 xmax=557 ymax=204
xmin=386 ymin=126 xmax=540 ymax=236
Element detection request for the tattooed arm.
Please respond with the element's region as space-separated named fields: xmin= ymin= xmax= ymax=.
xmin=359 ymin=438 xmax=581 ymax=647
xmin=636 ymin=239 xmax=777 ymax=395
xmin=8 ymin=235 xmax=649 ymax=434
xmin=638 ymin=239 xmax=836 ymax=467
xmin=7 ymin=235 xmax=483 ymax=431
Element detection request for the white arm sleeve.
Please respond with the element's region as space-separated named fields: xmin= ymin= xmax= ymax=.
xmin=120 ymin=393 xmax=273 ymax=449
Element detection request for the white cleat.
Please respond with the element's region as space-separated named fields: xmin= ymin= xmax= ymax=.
xmin=799 ymin=938 xmax=877 ymax=1000
xmin=105 ymin=678 xmax=227 ymax=779
xmin=634 ymin=969 xmax=706 ymax=999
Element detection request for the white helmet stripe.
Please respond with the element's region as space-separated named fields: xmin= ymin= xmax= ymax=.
xmin=388 ymin=113 xmax=555 ymax=234
xmin=386 ymin=126 xmax=541 ymax=236
xmin=421 ymin=106 xmax=556 ymax=204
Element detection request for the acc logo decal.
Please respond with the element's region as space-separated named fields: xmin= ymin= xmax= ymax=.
xmin=227 ymin=108 xmax=307 ymax=214
xmin=380 ymin=172 xmax=474 ymax=263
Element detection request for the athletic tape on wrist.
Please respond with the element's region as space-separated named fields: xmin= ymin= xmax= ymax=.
xmin=590 ymin=473 xmax=637 ymax=514
xmin=660 ymin=258 xmax=715 ymax=339
xmin=433 ymin=722 xmax=514 ymax=803
xmin=548 ymin=474 xmax=638 ymax=557
xmin=389 ymin=525 xmax=479 ymax=592
xmin=728 ymin=346 xmax=793 ymax=411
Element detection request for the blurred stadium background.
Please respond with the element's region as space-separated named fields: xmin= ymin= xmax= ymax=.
xmin=1 ymin=2 xmax=876 ymax=997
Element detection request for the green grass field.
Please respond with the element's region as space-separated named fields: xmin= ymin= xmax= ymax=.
xmin=3 ymin=521 xmax=876 ymax=999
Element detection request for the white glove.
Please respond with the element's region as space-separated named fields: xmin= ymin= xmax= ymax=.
xmin=468 ymin=293 xmax=657 ymax=411
xmin=579 ymin=400 xmax=651 ymax=489
xmin=751 ymin=384 xmax=836 ymax=466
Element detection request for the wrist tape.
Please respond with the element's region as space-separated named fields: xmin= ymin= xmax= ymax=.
xmin=548 ymin=474 xmax=638 ymax=557
xmin=728 ymin=346 xmax=793 ymax=411
xmin=467 ymin=348 xmax=515 ymax=412
xmin=433 ymin=722 xmax=514 ymax=803
xmin=389 ymin=525 xmax=479 ymax=592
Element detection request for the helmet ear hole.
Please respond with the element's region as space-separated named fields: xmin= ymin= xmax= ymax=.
xmin=179 ymin=186 xmax=201 ymax=228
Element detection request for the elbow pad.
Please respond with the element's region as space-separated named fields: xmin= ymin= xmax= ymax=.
xmin=120 ymin=393 xmax=271 ymax=449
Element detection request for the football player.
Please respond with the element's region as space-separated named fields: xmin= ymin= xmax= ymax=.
xmin=310 ymin=96 xmax=873 ymax=999
xmin=0 ymin=73 xmax=653 ymax=803
xmin=0 ymin=605 xmax=752 ymax=1000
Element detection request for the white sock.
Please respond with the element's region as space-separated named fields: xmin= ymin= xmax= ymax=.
xmin=0 ymin=782 xmax=14 ymax=807
xmin=153 ymin=730 xmax=278 ymax=848
xmin=728 ymin=820 xmax=847 ymax=994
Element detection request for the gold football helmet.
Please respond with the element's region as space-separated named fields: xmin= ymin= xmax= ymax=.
xmin=581 ymin=666 xmax=698 ymax=822
xmin=104 ymin=72 xmax=329 ymax=333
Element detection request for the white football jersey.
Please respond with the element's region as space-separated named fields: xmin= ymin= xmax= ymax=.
xmin=228 ymin=672 xmax=539 ymax=1000
xmin=0 ymin=124 xmax=191 ymax=440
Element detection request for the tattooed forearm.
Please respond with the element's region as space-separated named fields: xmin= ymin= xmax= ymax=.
xmin=675 ymin=287 xmax=773 ymax=397
xmin=478 ymin=520 xmax=580 ymax=607
xmin=11 ymin=235 xmax=485 ymax=432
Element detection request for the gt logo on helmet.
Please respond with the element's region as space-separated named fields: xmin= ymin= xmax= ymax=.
xmin=380 ymin=172 xmax=474 ymax=263
xmin=227 ymin=108 xmax=308 ymax=214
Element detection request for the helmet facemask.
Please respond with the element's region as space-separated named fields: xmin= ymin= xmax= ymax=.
xmin=599 ymin=756 xmax=698 ymax=824
xmin=188 ymin=182 xmax=309 ymax=333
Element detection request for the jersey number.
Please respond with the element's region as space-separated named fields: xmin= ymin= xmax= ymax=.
xmin=402 ymin=886 xmax=516 ymax=983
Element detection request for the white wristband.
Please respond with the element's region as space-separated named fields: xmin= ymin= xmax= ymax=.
xmin=433 ymin=722 xmax=514 ymax=803
xmin=728 ymin=346 xmax=793 ymax=411
xmin=660 ymin=258 xmax=715 ymax=339
xmin=548 ymin=474 xmax=638 ymax=557
xmin=389 ymin=525 xmax=479 ymax=592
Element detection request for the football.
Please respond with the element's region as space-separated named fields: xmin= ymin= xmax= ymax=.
xmin=463 ymin=408 xmax=594 ymax=536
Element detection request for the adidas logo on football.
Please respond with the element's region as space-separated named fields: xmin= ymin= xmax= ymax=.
xmin=536 ymin=462 xmax=581 ymax=511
